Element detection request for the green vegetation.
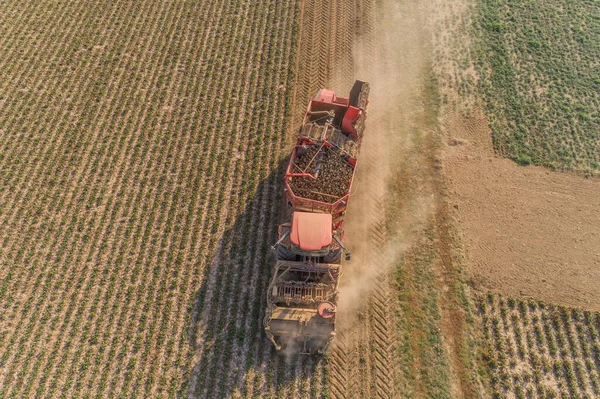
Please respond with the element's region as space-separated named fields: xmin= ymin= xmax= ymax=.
xmin=393 ymin=231 xmax=453 ymax=398
xmin=476 ymin=0 xmax=600 ymax=172
xmin=386 ymin=64 xmax=482 ymax=399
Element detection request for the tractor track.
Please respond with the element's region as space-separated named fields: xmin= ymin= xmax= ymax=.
xmin=367 ymin=219 xmax=396 ymax=399
xmin=293 ymin=0 xmax=401 ymax=397
xmin=312 ymin=0 xmax=400 ymax=396
xmin=341 ymin=167 xmax=399 ymax=399
xmin=293 ymin=0 xmax=330 ymax=129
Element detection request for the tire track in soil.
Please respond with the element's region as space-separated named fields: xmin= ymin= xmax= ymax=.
xmin=367 ymin=219 xmax=396 ymax=399
xmin=300 ymin=0 xmax=399 ymax=397
xmin=341 ymin=162 xmax=398 ymax=399
xmin=293 ymin=0 xmax=400 ymax=397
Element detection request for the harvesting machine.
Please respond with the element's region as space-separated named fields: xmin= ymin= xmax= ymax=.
xmin=264 ymin=80 xmax=369 ymax=355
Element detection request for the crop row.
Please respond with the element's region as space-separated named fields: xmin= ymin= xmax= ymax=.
xmin=478 ymin=294 xmax=600 ymax=399
xmin=0 ymin=0 xmax=322 ymax=398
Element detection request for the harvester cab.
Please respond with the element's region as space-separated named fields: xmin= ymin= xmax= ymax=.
xmin=272 ymin=212 xmax=350 ymax=263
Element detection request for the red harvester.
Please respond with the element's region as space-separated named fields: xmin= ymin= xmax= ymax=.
xmin=264 ymin=80 xmax=369 ymax=354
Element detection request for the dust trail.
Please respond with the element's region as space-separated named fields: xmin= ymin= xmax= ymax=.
xmin=335 ymin=0 xmax=436 ymax=324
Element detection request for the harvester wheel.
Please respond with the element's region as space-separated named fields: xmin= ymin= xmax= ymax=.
xmin=323 ymin=249 xmax=341 ymax=264
xmin=276 ymin=244 xmax=296 ymax=261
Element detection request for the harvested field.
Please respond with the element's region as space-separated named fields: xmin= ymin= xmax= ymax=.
xmin=5 ymin=0 xmax=595 ymax=397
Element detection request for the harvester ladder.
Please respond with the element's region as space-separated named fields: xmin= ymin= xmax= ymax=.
xmin=300 ymin=123 xmax=326 ymax=140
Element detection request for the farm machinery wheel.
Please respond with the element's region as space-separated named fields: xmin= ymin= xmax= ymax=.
xmin=276 ymin=244 xmax=296 ymax=261
xmin=323 ymin=249 xmax=342 ymax=264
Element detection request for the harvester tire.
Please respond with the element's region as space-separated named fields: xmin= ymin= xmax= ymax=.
xmin=276 ymin=244 xmax=296 ymax=261
xmin=323 ymin=249 xmax=342 ymax=264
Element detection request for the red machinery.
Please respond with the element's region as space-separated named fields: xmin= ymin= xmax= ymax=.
xmin=264 ymin=80 xmax=369 ymax=354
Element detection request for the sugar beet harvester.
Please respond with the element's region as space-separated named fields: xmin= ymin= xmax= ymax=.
xmin=264 ymin=80 xmax=369 ymax=355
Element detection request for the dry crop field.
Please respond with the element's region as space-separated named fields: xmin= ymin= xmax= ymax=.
xmin=0 ymin=0 xmax=482 ymax=397
xmin=0 ymin=0 xmax=300 ymax=397
xmin=1 ymin=0 xmax=431 ymax=397
xmin=2 ymin=0 xmax=597 ymax=398
xmin=478 ymin=294 xmax=600 ymax=399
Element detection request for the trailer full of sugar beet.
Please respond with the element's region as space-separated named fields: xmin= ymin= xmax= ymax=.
xmin=264 ymin=80 xmax=369 ymax=355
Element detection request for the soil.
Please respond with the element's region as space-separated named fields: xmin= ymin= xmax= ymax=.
xmin=442 ymin=107 xmax=600 ymax=311
xmin=4 ymin=0 xmax=595 ymax=397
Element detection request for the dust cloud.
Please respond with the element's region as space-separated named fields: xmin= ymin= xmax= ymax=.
xmin=334 ymin=0 xmax=437 ymax=324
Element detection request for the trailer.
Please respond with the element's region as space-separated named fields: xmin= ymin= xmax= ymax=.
xmin=264 ymin=80 xmax=369 ymax=354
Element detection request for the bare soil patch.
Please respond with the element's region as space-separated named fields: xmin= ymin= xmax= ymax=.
xmin=442 ymin=108 xmax=600 ymax=310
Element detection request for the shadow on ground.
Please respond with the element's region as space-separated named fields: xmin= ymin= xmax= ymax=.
xmin=181 ymin=157 xmax=323 ymax=398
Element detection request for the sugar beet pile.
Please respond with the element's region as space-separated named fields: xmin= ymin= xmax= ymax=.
xmin=289 ymin=145 xmax=353 ymax=203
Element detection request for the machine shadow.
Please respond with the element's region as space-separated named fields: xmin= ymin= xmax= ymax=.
xmin=182 ymin=157 xmax=322 ymax=398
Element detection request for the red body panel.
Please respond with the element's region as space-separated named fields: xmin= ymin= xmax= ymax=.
xmin=341 ymin=106 xmax=360 ymax=137
xmin=290 ymin=212 xmax=333 ymax=251
xmin=284 ymin=86 xmax=364 ymax=217
xmin=264 ymin=81 xmax=369 ymax=354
